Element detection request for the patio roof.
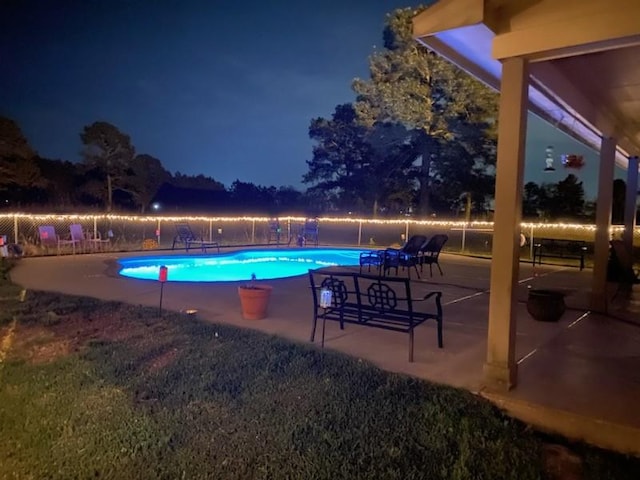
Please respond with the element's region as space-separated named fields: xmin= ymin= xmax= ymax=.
xmin=413 ymin=0 xmax=640 ymax=170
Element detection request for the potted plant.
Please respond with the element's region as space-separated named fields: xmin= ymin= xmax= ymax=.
xmin=238 ymin=273 xmax=273 ymax=320
xmin=526 ymin=287 xmax=566 ymax=322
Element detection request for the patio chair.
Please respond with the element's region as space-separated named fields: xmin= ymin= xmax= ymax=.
xmin=70 ymin=223 xmax=111 ymax=252
xmin=383 ymin=234 xmax=428 ymax=278
xmin=297 ymin=218 xmax=319 ymax=247
xmin=608 ymin=240 xmax=639 ymax=284
xmin=38 ymin=225 xmax=81 ymax=254
xmin=418 ymin=234 xmax=449 ymax=277
xmin=172 ymin=223 xmax=220 ymax=253
xmin=267 ymin=218 xmax=281 ymax=245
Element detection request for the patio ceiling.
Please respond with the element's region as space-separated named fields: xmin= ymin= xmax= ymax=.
xmin=413 ymin=0 xmax=640 ymax=171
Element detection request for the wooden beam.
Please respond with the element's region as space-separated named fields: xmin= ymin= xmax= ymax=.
xmin=493 ymin=1 xmax=640 ymax=60
xmin=413 ymin=0 xmax=484 ymax=38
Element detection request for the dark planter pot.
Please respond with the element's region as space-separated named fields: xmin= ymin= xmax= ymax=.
xmin=527 ymin=289 xmax=566 ymax=322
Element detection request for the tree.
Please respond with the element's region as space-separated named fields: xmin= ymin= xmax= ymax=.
xmin=549 ymin=174 xmax=585 ymax=220
xmin=80 ymin=121 xmax=135 ymax=212
xmin=273 ymin=186 xmax=303 ymax=213
xmin=0 ymin=117 xmax=46 ymax=203
xmin=0 ymin=116 xmax=36 ymax=160
xmin=352 ymin=7 xmax=498 ymax=214
xmin=304 ymin=103 xmax=375 ymax=214
xmin=36 ymin=157 xmax=82 ymax=208
xmin=304 ymin=104 xmax=414 ymax=215
xmin=611 ymin=179 xmax=626 ymax=224
xmin=228 ymin=180 xmax=275 ymax=213
xmin=171 ymin=172 xmax=225 ymax=191
xmin=523 ymin=182 xmax=548 ymax=219
xmin=128 ymin=154 xmax=171 ymax=213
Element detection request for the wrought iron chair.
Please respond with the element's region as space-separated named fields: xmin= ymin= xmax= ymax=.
xmin=418 ymin=234 xmax=449 ymax=277
xmin=383 ymin=234 xmax=428 ymax=278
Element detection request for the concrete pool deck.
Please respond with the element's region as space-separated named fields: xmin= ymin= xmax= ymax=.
xmin=9 ymin=249 xmax=640 ymax=455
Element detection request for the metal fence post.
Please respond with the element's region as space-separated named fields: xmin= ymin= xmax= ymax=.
xmin=405 ymin=220 xmax=409 ymax=241
xmin=209 ymin=219 xmax=213 ymax=242
xmin=357 ymin=221 xmax=362 ymax=246
xmin=93 ymin=216 xmax=98 ymax=240
xmin=461 ymin=222 xmax=466 ymax=253
xmin=529 ymin=223 xmax=534 ymax=260
xmin=157 ymin=219 xmax=161 ymax=246
xmin=251 ymin=219 xmax=256 ymax=244
xmin=14 ymin=214 xmax=19 ymax=243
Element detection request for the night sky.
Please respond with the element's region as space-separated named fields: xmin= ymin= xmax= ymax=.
xmin=1 ymin=0 xmax=622 ymax=199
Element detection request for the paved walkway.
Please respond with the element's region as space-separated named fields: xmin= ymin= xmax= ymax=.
xmin=9 ymin=250 xmax=640 ymax=455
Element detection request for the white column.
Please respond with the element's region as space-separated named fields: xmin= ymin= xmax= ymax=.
xmin=590 ymin=137 xmax=616 ymax=312
xmin=623 ymin=155 xmax=639 ymax=252
xmin=483 ymin=57 xmax=529 ymax=391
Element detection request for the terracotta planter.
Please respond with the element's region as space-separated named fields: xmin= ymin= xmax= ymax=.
xmin=526 ymin=289 xmax=565 ymax=322
xmin=238 ymin=285 xmax=273 ymax=320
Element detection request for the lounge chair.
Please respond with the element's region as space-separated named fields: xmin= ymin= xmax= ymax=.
xmin=172 ymin=223 xmax=220 ymax=253
xmin=38 ymin=225 xmax=81 ymax=254
xmin=383 ymin=234 xmax=428 ymax=278
xmin=419 ymin=234 xmax=449 ymax=277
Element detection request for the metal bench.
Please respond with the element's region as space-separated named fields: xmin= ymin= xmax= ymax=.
xmin=308 ymin=270 xmax=443 ymax=362
xmin=533 ymin=239 xmax=587 ymax=270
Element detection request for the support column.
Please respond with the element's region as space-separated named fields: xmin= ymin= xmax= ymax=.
xmin=623 ymin=155 xmax=639 ymax=252
xmin=590 ymin=137 xmax=616 ymax=312
xmin=483 ymin=57 xmax=529 ymax=391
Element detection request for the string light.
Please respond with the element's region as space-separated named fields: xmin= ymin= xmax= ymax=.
xmin=0 ymin=212 xmax=628 ymax=235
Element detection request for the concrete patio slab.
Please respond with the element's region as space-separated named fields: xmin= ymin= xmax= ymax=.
xmin=8 ymin=250 xmax=640 ymax=455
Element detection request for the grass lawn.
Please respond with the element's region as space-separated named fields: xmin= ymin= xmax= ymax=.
xmin=1 ymin=259 xmax=639 ymax=479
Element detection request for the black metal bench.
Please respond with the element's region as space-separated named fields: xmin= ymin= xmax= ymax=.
xmin=308 ymin=270 xmax=443 ymax=362
xmin=533 ymin=238 xmax=587 ymax=270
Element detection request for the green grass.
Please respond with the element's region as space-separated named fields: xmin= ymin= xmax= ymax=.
xmin=1 ymin=258 xmax=639 ymax=479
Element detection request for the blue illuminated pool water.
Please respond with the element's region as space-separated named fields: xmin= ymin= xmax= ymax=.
xmin=118 ymin=248 xmax=367 ymax=282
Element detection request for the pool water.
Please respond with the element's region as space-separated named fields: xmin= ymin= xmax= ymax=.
xmin=118 ymin=248 xmax=367 ymax=282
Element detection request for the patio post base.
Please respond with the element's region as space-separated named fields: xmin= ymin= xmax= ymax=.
xmin=482 ymin=361 xmax=518 ymax=391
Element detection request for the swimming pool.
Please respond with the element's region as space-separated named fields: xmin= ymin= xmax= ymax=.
xmin=118 ymin=248 xmax=368 ymax=282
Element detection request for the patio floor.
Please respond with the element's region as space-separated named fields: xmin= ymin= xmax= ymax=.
xmin=8 ymin=250 xmax=640 ymax=455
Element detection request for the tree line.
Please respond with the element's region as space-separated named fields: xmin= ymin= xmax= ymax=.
xmin=0 ymin=116 xmax=312 ymax=215
xmin=1 ymin=6 xmax=626 ymax=221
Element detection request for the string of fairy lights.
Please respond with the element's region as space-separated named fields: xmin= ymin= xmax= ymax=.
xmin=0 ymin=212 xmax=631 ymax=233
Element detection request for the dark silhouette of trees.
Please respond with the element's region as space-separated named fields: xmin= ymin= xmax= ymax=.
xmin=352 ymin=7 xmax=498 ymax=214
xmin=80 ymin=121 xmax=135 ymax=212
xmin=611 ymin=179 xmax=626 ymax=224
xmin=2 ymin=116 xmax=313 ymax=214
xmin=128 ymin=154 xmax=171 ymax=213
xmin=522 ymin=175 xmax=586 ymax=221
xmin=0 ymin=116 xmax=46 ymax=207
xmin=171 ymin=172 xmax=225 ymax=191
xmin=551 ymin=174 xmax=585 ymax=219
xmin=523 ymin=182 xmax=547 ymax=219
xmin=0 ymin=116 xmax=36 ymax=159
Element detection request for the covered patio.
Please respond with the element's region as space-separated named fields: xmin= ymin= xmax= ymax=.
xmin=413 ymin=0 xmax=640 ymax=394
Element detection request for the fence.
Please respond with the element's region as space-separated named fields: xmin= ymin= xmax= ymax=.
xmin=0 ymin=213 xmax=637 ymax=263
